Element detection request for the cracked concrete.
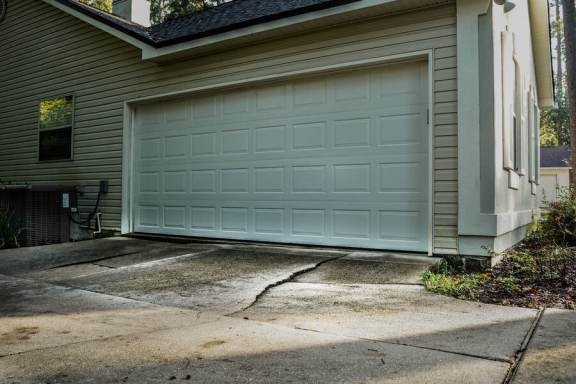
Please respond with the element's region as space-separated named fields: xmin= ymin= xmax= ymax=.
xmin=0 ymin=237 xmax=565 ymax=383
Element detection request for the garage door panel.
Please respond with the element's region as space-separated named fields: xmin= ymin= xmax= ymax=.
xmin=163 ymin=206 xmax=187 ymax=230
xmin=190 ymin=206 xmax=217 ymax=231
xmin=135 ymin=161 xmax=427 ymax=201
xmin=134 ymin=203 xmax=429 ymax=252
xmin=133 ymin=61 xmax=430 ymax=252
xmin=135 ymin=109 xmax=425 ymax=154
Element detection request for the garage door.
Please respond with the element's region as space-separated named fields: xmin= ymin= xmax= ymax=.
xmin=131 ymin=61 xmax=430 ymax=252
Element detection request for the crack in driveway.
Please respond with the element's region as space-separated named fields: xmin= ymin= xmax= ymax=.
xmin=231 ymin=253 xmax=350 ymax=315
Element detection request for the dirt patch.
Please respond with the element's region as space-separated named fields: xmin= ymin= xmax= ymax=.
xmin=474 ymin=243 xmax=576 ymax=309
xmin=0 ymin=327 xmax=40 ymax=344
xmin=200 ymin=340 xmax=226 ymax=348
xmin=424 ymin=241 xmax=576 ymax=310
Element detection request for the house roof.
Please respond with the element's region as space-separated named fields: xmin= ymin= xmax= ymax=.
xmin=44 ymin=0 xmax=555 ymax=100
xmin=53 ymin=0 xmax=360 ymax=48
xmin=528 ymin=0 xmax=555 ymax=108
xmin=540 ymin=146 xmax=571 ymax=168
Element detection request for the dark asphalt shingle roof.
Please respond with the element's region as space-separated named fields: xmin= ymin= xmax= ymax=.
xmin=54 ymin=0 xmax=360 ymax=48
xmin=541 ymin=146 xmax=571 ymax=168
xmin=54 ymin=0 xmax=153 ymax=40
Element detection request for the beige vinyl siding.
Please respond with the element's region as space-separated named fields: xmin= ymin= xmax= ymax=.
xmin=0 ymin=0 xmax=458 ymax=255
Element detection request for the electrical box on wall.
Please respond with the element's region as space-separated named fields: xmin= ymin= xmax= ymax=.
xmin=99 ymin=180 xmax=109 ymax=194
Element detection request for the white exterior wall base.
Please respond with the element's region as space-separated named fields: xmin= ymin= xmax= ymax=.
xmin=459 ymin=224 xmax=528 ymax=262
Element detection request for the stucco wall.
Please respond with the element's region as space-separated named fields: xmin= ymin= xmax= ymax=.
xmin=492 ymin=1 xmax=539 ymax=230
xmin=0 ymin=0 xmax=458 ymax=254
xmin=458 ymin=0 xmax=540 ymax=256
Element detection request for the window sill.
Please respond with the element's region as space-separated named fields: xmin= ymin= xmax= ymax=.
xmin=508 ymin=169 xmax=520 ymax=190
xmin=531 ymin=182 xmax=538 ymax=196
xmin=37 ymin=158 xmax=74 ymax=164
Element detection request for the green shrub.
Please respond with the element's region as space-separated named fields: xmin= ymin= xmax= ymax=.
xmin=0 ymin=208 xmax=23 ymax=249
xmin=422 ymin=270 xmax=489 ymax=300
xmin=539 ymin=187 xmax=576 ymax=245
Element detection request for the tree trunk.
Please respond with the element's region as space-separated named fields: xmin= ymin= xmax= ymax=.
xmin=562 ymin=0 xmax=576 ymax=184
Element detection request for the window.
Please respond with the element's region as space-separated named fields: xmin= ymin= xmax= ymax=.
xmin=533 ymin=101 xmax=540 ymax=185
xmin=501 ymin=30 xmax=525 ymax=181
xmin=38 ymin=96 xmax=74 ymax=161
xmin=513 ymin=59 xmax=525 ymax=175
xmin=502 ymin=31 xmax=515 ymax=171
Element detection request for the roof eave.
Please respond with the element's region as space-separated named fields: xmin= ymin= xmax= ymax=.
xmin=144 ymin=0 xmax=453 ymax=61
xmin=43 ymin=0 xmax=156 ymax=50
xmin=43 ymin=0 xmax=452 ymax=61
xmin=528 ymin=0 xmax=555 ymax=109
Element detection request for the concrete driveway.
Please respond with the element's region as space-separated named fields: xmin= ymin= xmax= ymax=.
xmin=0 ymin=237 xmax=546 ymax=383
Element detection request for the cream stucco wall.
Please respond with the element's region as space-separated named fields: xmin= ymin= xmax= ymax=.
xmin=457 ymin=0 xmax=541 ymax=257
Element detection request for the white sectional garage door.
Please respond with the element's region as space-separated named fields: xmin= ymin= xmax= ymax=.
xmin=131 ymin=61 xmax=430 ymax=252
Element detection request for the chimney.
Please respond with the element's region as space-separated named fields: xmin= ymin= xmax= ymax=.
xmin=112 ymin=0 xmax=151 ymax=27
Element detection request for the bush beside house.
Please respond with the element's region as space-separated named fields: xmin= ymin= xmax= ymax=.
xmin=424 ymin=188 xmax=576 ymax=309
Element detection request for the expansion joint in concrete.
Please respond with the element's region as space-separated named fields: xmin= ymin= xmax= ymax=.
xmin=502 ymin=309 xmax=545 ymax=384
xmin=292 ymin=325 xmax=515 ymax=365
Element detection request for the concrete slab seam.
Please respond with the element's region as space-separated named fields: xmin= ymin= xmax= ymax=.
xmin=501 ymin=308 xmax=545 ymax=384
xmin=287 ymin=325 xmax=515 ymax=365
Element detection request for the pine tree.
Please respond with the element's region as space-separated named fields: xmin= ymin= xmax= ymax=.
xmin=541 ymin=0 xmax=571 ymax=147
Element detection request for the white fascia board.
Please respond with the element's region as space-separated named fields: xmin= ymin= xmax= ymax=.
xmin=528 ymin=0 xmax=554 ymax=109
xmin=42 ymin=0 xmax=152 ymax=51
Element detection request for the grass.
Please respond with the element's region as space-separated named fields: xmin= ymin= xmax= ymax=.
xmin=422 ymin=270 xmax=489 ymax=300
xmin=422 ymin=241 xmax=576 ymax=309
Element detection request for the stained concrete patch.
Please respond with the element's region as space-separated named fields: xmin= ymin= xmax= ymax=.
xmin=0 ymin=275 xmax=210 ymax=356
xmin=16 ymin=244 xmax=220 ymax=283
xmin=296 ymin=257 xmax=437 ymax=285
xmin=96 ymin=243 xmax=217 ymax=268
xmin=239 ymin=282 xmax=537 ymax=361
xmin=0 ymin=237 xmax=171 ymax=276
xmin=344 ymin=251 xmax=440 ymax=264
xmin=17 ymin=263 xmax=114 ymax=283
xmin=512 ymin=309 xmax=576 ymax=384
xmin=0 ymin=317 xmax=511 ymax=384
xmin=296 ymin=252 xmax=439 ymax=284
xmin=54 ymin=248 xmax=344 ymax=313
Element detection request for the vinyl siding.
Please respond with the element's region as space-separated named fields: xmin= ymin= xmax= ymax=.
xmin=0 ymin=0 xmax=458 ymax=255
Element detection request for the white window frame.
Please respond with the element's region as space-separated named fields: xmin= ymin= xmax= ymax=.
xmin=514 ymin=59 xmax=526 ymax=176
xmin=502 ymin=31 xmax=524 ymax=189
xmin=532 ymin=102 xmax=540 ymax=185
xmin=502 ymin=31 xmax=515 ymax=171
xmin=528 ymin=89 xmax=536 ymax=182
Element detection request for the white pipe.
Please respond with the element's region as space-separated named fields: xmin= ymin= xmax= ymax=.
xmin=93 ymin=212 xmax=102 ymax=236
